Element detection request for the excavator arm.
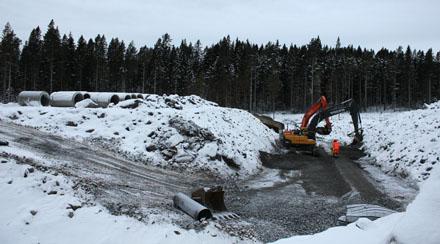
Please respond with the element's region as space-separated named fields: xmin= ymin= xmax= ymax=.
xmin=300 ymin=96 xmax=332 ymax=130
xmin=307 ymin=99 xmax=363 ymax=144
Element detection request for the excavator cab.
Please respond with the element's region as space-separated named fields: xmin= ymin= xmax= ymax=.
xmin=282 ymin=96 xmax=363 ymax=152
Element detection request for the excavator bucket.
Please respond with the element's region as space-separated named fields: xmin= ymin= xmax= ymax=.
xmin=191 ymin=186 xmax=227 ymax=211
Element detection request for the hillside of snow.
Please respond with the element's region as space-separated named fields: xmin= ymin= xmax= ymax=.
xmin=271 ymin=163 xmax=440 ymax=244
xmin=0 ymin=95 xmax=277 ymax=178
xmin=274 ymin=101 xmax=440 ymax=182
xmin=0 ymin=157 xmax=247 ymax=244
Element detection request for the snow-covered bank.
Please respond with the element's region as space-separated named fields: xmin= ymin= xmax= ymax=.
xmin=0 ymin=95 xmax=277 ymax=178
xmin=271 ymin=165 xmax=440 ymax=244
xmin=0 ymin=157 xmax=248 ymax=244
xmin=274 ymin=101 xmax=440 ymax=182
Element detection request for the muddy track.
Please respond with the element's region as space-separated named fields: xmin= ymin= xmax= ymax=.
xmin=226 ymin=147 xmax=403 ymax=242
xmin=0 ymin=120 xmax=221 ymax=211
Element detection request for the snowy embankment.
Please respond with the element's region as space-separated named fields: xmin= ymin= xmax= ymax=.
xmin=0 ymin=157 xmax=244 ymax=244
xmin=272 ymin=165 xmax=440 ymax=244
xmin=0 ymin=95 xmax=276 ymax=178
xmin=274 ymin=101 xmax=440 ymax=182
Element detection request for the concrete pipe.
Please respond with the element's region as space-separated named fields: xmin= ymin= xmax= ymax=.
xmin=136 ymin=94 xmax=143 ymax=99
xmin=89 ymin=92 xmax=120 ymax=107
xmin=50 ymin=91 xmax=84 ymax=107
xmin=116 ymin=93 xmax=132 ymax=101
xmin=173 ymin=192 xmax=212 ymax=220
xmin=17 ymin=91 xmax=50 ymax=106
xmin=80 ymin=92 xmax=91 ymax=99
xmin=130 ymin=94 xmax=137 ymax=99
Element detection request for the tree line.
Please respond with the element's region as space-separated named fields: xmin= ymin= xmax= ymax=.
xmin=1 ymin=20 xmax=440 ymax=112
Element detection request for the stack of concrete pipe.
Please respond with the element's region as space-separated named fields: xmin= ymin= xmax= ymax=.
xmin=16 ymin=91 xmax=137 ymax=108
xmin=17 ymin=91 xmax=50 ymax=106
xmin=50 ymin=91 xmax=84 ymax=107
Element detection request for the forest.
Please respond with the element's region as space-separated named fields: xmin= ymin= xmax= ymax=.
xmin=1 ymin=20 xmax=439 ymax=112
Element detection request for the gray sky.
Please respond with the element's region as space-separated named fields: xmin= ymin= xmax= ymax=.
xmin=1 ymin=0 xmax=439 ymax=51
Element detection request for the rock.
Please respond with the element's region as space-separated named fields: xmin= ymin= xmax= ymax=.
xmin=114 ymin=132 xmax=119 ymax=135
xmin=7 ymin=180 xmax=12 ymax=184
xmin=174 ymin=230 xmax=181 ymax=235
xmin=47 ymin=190 xmax=57 ymax=195
xmin=1 ymin=160 xmax=7 ymax=163
xmin=98 ymin=113 xmax=106 ymax=118
xmin=146 ymin=144 xmax=157 ymax=152
xmin=0 ymin=140 xmax=9 ymax=146
xmin=85 ymin=129 xmax=95 ymax=133
xmin=30 ymin=210 xmax=38 ymax=216
xmin=165 ymin=97 xmax=183 ymax=110
xmin=27 ymin=167 xmax=35 ymax=173
xmin=66 ymin=121 xmax=78 ymax=127
xmin=67 ymin=204 xmax=82 ymax=211
xmin=161 ymin=148 xmax=177 ymax=160
xmin=68 ymin=211 xmax=74 ymax=218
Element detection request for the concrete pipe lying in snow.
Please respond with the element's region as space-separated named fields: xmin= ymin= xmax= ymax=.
xmin=173 ymin=192 xmax=212 ymax=220
xmin=116 ymin=93 xmax=132 ymax=101
xmin=50 ymin=91 xmax=84 ymax=107
xmin=89 ymin=92 xmax=119 ymax=107
xmin=79 ymin=92 xmax=91 ymax=99
xmin=17 ymin=91 xmax=50 ymax=106
xmin=130 ymin=94 xmax=137 ymax=99
xmin=136 ymin=94 xmax=143 ymax=99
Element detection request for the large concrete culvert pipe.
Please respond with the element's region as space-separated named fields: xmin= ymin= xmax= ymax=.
xmin=17 ymin=91 xmax=50 ymax=106
xmin=50 ymin=91 xmax=84 ymax=107
xmin=116 ymin=93 xmax=132 ymax=101
xmin=89 ymin=92 xmax=120 ymax=107
xmin=136 ymin=94 xmax=143 ymax=99
xmin=131 ymin=94 xmax=137 ymax=99
xmin=80 ymin=92 xmax=91 ymax=99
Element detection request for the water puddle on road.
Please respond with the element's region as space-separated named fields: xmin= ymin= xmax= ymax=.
xmin=243 ymin=168 xmax=300 ymax=190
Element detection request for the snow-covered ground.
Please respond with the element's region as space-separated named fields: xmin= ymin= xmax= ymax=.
xmin=273 ymin=101 xmax=440 ymax=183
xmin=0 ymin=95 xmax=277 ymax=178
xmin=0 ymin=157 xmax=248 ymax=244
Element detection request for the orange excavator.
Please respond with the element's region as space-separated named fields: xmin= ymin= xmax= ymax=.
xmin=282 ymin=96 xmax=363 ymax=153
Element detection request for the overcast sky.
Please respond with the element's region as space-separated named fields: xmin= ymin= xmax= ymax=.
xmin=1 ymin=0 xmax=439 ymax=51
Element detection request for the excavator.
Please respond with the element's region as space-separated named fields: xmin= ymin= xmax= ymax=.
xmin=282 ymin=96 xmax=363 ymax=153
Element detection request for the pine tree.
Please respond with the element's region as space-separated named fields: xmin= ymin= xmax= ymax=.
xmin=41 ymin=20 xmax=61 ymax=92
xmin=0 ymin=22 xmax=21 ymax=101
xmin=125 ymin=41 xmax=138 ymax=92
xmin=20 ymin=27 xmax=42 ymax=90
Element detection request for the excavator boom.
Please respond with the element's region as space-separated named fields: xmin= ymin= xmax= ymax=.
xmin=307 ymin=99 xmax=363 ymax=144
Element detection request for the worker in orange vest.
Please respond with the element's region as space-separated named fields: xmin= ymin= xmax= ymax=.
xmin=332 ymin=139 xmax=340 ymax=157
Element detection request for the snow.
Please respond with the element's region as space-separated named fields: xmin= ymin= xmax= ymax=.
xmin=273 ymin=101 xmax=440 ymax=182
xmin=0 ymin=157 xmax=249 ymax=244
xmin=75 ymin=98 xmax=99 ymax=108
xmin=0 ymin=94 xmax=277 ymax=178
xmin=271 ymin=165 xmax=440 ymax=244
